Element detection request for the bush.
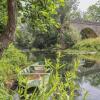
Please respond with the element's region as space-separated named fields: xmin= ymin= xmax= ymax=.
xmin=15 ymin=29 xmax=34 ymax=49
xmin=0 ymin=44 xmax=29 ymax=80
xmin=73 ymin=37 xmax=100 ymax=51
xmin=33 ymin=33 xmax=57 ymax=49
xmin=61 ymin=26 xmax=81 ymax=48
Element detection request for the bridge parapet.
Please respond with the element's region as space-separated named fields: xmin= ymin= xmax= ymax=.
xmin=70 ymin=19 xmax=100 ymax=37
xmin=71 ymin=19 xmax=100 ymax=26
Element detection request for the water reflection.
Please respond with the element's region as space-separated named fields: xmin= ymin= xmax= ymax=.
xmin=77 ymin=54 xmax=100 ymax=100
xmin=28 ymin=51 xmax=100 ymax=100
xmin=77 ymin=79 xmax=100 ymax=100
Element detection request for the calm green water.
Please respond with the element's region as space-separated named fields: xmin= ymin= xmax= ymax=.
xmin=76 ymin=55 xmax=100 ymax=100
xmin=29 ymin=51 xmax=100 ymax=100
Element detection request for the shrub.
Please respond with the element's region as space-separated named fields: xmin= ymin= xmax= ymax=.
xmin=0 ymin=44 xmax=29 ymax=80
xmin=61 ymin=26 xmax=81 ymax=48
xmin=73 ymin=37 xmax=100 ymax=51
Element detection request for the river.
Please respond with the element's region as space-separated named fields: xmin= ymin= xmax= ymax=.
xmin=28 ymin=51 xmax=100 ymax=100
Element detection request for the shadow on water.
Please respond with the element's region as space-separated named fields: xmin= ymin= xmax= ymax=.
xmin=27 ymin=50 xmax=100 ymax=100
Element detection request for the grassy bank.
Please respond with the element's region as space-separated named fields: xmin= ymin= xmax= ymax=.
xmin=73 ymin=37 xmax=100 ymax=52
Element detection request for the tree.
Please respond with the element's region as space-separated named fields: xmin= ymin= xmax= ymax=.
xmin=58 ymin=0 xmax=80 ymax=48
xmin=70 ymin=10 xmax=82 ymax=20
xmin=58 ymin=0 xmax=79 ymax=24
xmin=83 ymin=0 xmax=100 ymax=22
xmin=15 ymin=0 xmax=79 ymax=49
xmin=17 ymin=0 xmax=64 ymax=33
xmin=0 ymin=0 xmax=16 ymax=55
xmin=15 ymin=0 xmax=64 ymax=49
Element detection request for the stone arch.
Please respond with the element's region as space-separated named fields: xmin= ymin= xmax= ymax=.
xmin=80 ymin=28 xmax=97 ymax=39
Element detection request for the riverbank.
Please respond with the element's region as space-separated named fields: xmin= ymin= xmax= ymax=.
xmin=73 ymin=37 xmax=100 ymax=52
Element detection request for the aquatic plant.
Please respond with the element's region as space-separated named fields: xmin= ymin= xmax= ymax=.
xmin=16 ymin=52 xmax=80 ymax=100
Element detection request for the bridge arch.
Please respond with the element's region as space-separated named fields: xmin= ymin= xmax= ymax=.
xmin=80 ymin=28 xmax=97 ymax=39
xmin=71 ymin=20 xmax=100 ymax=38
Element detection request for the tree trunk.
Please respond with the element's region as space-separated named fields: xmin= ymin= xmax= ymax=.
xmin=0 ymin=0 xmax=16 ymax=55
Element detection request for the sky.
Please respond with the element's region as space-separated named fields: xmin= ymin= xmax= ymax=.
xmin=78 ymin=0 xmax=98 ymax=11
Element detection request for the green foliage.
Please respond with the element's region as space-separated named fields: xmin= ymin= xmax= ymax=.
xmin=83 ymin=0 xmax=100 ymax=22
xmin=15 ymin=0 xmax=65 ymax=49
xmin=0 ymin=0 xmax=7 ymax=33
xmin=16 ymin=52 xmax=79 ymax=100
xmin=0 ymin=44 xmax=29 ymax=80
xmin=73 ymin=37 xmax=100 ymax=51
xmin=0 ymin=52 xmax=79 ymax=100
xmin=80 ymin=53 xmax=100 ymax=62
xmin=18 ymin=0 xmax=64 ymax=33
xmin=58 ymin=0 xmax=79 ymax=23
xmin=70 ymin=10 xmax=82 ymax=20
xmin=2 ymin=44 xmax=28 ymax=67
xmin=15 ymin=29 xmax=34 ymax=49
xmin=0 ymin=87 xmax=13 ymax=100
xmin=61 ymin=26 xmax=81 ymax=48
xmin=33 ymin=33 xmax=58 ymax=49
xmin=15 ymin=28 xmax=58 ymax=49
xmin=15 ymin=0 xmax=80 ymax=50
xmin=0 ymin=44 xmax=30 ymax=99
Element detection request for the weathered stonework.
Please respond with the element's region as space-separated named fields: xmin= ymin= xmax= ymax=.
xmin=71 ymin=20 xmax=100 ymax=38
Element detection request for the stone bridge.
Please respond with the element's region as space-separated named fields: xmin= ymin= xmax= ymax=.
xmin=71 ymin=20 xmax=100 ymax=39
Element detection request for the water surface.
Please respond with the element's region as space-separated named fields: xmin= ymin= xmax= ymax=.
xmin=30 ymin=51 xmax=100 ymax=100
